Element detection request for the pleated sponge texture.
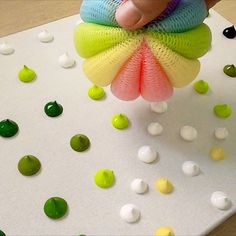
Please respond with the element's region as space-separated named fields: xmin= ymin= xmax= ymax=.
xmin=74 ymin=0 xmax=212 ymax=102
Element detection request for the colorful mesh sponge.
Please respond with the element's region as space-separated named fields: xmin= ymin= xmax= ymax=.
xmin=74 ymin=0 xmax=212 ymax=101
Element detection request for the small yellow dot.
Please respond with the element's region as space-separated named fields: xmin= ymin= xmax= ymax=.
xmin=155 ymin=226 xmax=175 ymax=236
xmin=209 ymin=146 xmax=225 ymax=161
xmin=155 ymin=178 xmax=173 ymax=194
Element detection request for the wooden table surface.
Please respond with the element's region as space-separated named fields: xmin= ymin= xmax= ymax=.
xmin=0 ymin=1 xmax=235 ymax=235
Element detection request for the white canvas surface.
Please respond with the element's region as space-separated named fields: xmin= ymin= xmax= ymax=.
xmin=0 ymin=9 xmax=235 ymax=236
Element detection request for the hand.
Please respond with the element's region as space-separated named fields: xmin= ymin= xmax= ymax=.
xmin=115 ymin=0 xmax=220 ymax=30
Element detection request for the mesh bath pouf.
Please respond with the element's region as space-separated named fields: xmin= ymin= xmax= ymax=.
xmin=74 ymin=0 xmax=212 ymax=102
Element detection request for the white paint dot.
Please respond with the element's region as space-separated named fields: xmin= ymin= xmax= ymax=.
xmin=180 ymin=126 xmax=198 ymax=141
xmin=211 ymin=191 xmax=232 ymax=210
xmin=150 ymin=102 xmax=168 ymax=114
xmin=147 ymin=122 xmax=163 ymax=136
xmin=131 ymin=179 xmax=148 ymax=194
xmin=138 ymin=146 xmax=158 ymax=163
xmin=214 ymin=127 xmax=229 ymax=140
xmin=182 ymin=161 xmax=200 ymax=177
xmin=120 ymin=204 xmax=140 ymax=223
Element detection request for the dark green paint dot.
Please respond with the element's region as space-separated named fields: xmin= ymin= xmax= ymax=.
xmin=44 ymin=101 xmax=63 ymax=117
xmin=193 ymin=80 xmax=209 ymax=94
xmin=70 ymin=134 xmax=90 ymax=152
xmin=0 ymin=119 xmax=19 ymax=138
xmin=223 ymin=64 xmax=236 ymax=78
xmin=18 ymin=155 xmax=41 ymax=176
xmin=0 ymin=230 xmax=6 ymax=236
xmin=79 ymin=234 xmax=86 ymax=236
xmin=214 ymin=104 xmax=232 ymax=118
xmin=44 ymin=197 xmax=68 ymax=219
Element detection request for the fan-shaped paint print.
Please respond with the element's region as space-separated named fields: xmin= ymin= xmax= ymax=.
xmin=74 ymin=0 xmax=212 ymax=101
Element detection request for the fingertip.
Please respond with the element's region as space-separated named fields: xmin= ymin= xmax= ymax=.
xmin=115 ymin=1 xmax=142 ymax=29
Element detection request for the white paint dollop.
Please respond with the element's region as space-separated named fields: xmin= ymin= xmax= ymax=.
xmin=138 ymin=145 xmax=158 ymax=163
xmin=147 ymin=122 xmax=163 ymax=136
xmin=182 ymin=161 xmax=200 ymax=177
xmin=131 ymin=179 xmax=148 ymax=194
xmin=0 ymin=42 xmax=14 ymax=55
xmin=38 ymin=30 xmax=54 ymax=43
xmin=59 ymin=52 xmax=75 ymax=68
xmin=120 ymin=204 xmax=140 ymax=223
xmin=211 ymin=191 xmax=232 ymax=210
xmin=180 ymin=125 xmax=198 ymax=141
xmin=214 ymin=127 xmax=229 ymax=140
xmin=150 ymin=102 xmax=168 ymax=114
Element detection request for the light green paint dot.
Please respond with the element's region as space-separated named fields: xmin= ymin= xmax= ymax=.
xmin=18 ymin=155 xmax=41 ymax=176
xmin=18 ymin=65 xmax=36 ymax=82
xmin=112 ymin=113 xmax=129 ymax=129
xmin=214 ymin=104 xmax=232 ymax=118
xmin=88 ymin=85 xmax=105 ymax=100
xmin=94 ymin=169 xmax=115 ymax=188
xmin=223 ymin=64 xmax=236 ymax=78
xmin=70 ymin=134 xmax=90 ymax=152
xmin=193 ymin=80 xmax=209 ymax=94
xmin=44 ymin=197 xmax=68 ymax=219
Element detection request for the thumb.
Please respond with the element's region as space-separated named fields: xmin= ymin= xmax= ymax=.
xmin=115 ymin=0 xmax=171 ymax=30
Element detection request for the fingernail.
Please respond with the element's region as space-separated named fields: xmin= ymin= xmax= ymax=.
xmin=115 ymin=1 xmax=142 ymax=28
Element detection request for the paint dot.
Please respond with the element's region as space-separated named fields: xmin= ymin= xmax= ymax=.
xmin=18 ymin=65 xmax=36 ymax=83
xmin=38 ymin=29 xmax=54 ymax=43
xmin=138 ymin=145 xmax=158 ymax=164
xmin=59 ymin=52 xmax=75 ymax=68
xmin=223 ymin=64 xmax=236 ymax=78
xmin=0 ymin=119 xmax=19 ymax=138
xmin=18 ymin=155 xmax=41 ymax=176
xmin=112 ymin=113 xmax=129 ymax=129
xmin=88 ymin=85 xmax=105 ymax=100
xmin=150 ymin=102 xmax=168 ymax=114
xmin=214 ymin=104 xmax=232 ymax=118
xmin=193 ymin=80 xmax=209 ymax=94
xmin=180 ymin=125 xmax=197 ymax=141
xmin=120 ymin=204 xmax=140 ymax=223
xmin=214 ymin=127 xmax=229 ymax=140
xmin=211 ymin=191 xmax=232 ymax=210
xmin=70 ymin=134 xmax=90 ymax=152
xmin=223 ymin=25 xmax=236 ymax=39
xmin=0 ymin=42 xmax=14 ymax=55
xmin=44 ymin=101 xmax=63 ymax=117
xmin=155 ymin=227 xmax=175 ymax=236
xmin=182 ymin=161 xmax=200 ymax=177
xmin=0 ymin=230 xmax=6 ymax=236
xmin=155 ymin=178 xmax=173 ymax=194
xmin=209 ymin=146 xmax=225 ymax=161
xmin=94 ymin=169 xmax=115 ymax=188
xmin=44 ymin=197 xmax=68 ymax=219
xmin=147 ymin=122 xmax=163 ymax=136
xmin=131 ymin=178 xmax=148 ymax=194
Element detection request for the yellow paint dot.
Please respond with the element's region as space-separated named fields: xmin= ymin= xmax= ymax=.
xmin=155 ymin=178 xmax=173 ymax=194
xmin=155 ymin=226 xmax=175 ymax=236
xmin=209 ymin=146 xmax=225 ymax=161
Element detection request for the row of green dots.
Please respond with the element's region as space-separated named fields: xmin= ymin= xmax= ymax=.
xmin=193 ymin=80 xmax=232 ymax=119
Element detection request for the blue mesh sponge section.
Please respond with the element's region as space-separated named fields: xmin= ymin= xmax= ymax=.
xmin=147 ymin=0 xmax=208 ymax=32
xmin=80 ymin=0 xmax=120 ymax=27
xmin=80 ymin=0 xmax=208 ymax=32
